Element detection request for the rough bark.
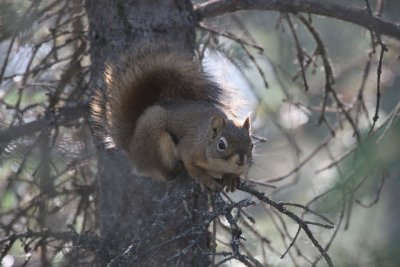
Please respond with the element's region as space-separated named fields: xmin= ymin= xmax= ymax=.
xmin=85 ymin=1 xmax=208 ymax=266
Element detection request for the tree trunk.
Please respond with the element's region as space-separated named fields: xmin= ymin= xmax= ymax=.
xmin=85 ymin=1 xmax=209 ymax=266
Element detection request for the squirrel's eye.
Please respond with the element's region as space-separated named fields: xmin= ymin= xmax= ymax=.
xmin=217 ymin=137 xmax=228 ymax=151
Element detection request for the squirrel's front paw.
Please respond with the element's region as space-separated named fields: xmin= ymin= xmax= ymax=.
xmin=196 ymin=176 xmax=223 ymax=192
xmin=221 ymin=174 xmax=240 ymax=192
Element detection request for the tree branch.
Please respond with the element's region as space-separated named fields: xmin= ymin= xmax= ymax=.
xmin=195 ymin=0 xmax=400 ymax=40
xmin=0 ymin=104 xmax=88 ymax=144
xmin=237 ymin=182 xmax=334 ymax=267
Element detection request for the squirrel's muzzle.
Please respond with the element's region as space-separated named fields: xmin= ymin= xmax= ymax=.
xmin=235 ymin=154 xmax=247 ymax=167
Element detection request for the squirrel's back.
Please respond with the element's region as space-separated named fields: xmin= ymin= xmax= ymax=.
xmin=92 ymin=46 xmax=226 ymax=148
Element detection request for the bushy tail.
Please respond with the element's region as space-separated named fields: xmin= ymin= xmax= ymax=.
xmin=91 ymin=46 xmax=224 ymax=149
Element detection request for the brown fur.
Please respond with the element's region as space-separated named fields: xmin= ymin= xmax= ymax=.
xmin=90 ymin=46 xmax=252 ymax=191
xmin=102 ymin=46 xmax=224 ymax=148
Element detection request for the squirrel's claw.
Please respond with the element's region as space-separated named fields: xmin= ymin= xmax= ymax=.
xmin=206 ymin=179 xmax=223 ymax=192
xmin=195 ymin=176 xmax=223 ymax=192
xmin=198 ymin=180 xmax=206 ymax=193
xmin=197 ymin=174 xmax=240 ymax=192
xmin=222 ymin=174 xmax=240 ymax=192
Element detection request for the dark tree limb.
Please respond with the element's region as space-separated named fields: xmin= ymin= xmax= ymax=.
xmin=195 ymin=0 xmax=400 ymax=41
xmin=0 ymin=229 xmax=100 ymax=261
xmin=0 ymin=104 xmax=88 ymax=144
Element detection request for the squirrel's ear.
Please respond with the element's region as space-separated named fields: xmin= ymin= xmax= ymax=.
xmin=211 ymin=114 xmax=226 ymax=138
xmin=242 ymin=116 xmax=251 ymax=131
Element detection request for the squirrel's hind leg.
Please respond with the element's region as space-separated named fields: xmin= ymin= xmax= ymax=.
xmin=158 ymin=131 xmax=181 ymax=178
xmin=160 ymin=160 xmax=184 ymax=181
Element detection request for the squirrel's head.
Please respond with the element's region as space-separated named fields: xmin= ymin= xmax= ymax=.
xmin=205 ymin=114 xmax=253 ymax=176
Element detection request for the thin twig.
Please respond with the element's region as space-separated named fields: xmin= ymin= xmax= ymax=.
xmin=286 ymin=14 xmax=309 ymax=91
xmin=238 ymin=183 xmax=334 ymax=267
